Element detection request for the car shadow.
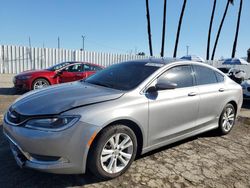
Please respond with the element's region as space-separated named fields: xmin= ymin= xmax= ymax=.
xmin=138 ymin=129 xmax=220 ymax=160
xmin=0 ymin=87 xmax=26 ymax=95
xmin=242 ymin=99 xmax=250 ymax=109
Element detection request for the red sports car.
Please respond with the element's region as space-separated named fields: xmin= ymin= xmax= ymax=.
xmin=13 ymin=62 xmax=103 ymax=90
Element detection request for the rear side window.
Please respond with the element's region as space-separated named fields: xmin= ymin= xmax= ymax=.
xmin=92 ymin=65 xmax=103 ymax=71
xmin=65 ymin=64 xmax=83 ymax=72
xmin=215 ymin=71 xmax=224 ymax=83
xmin=84 ymin=64 xmax=102 ymax=71
xmin=160 ymin=65 xmax=194 ymax=88
xmin=194 ymin=65 xmax=217 ymax=85
xmin=84 ymin=64 xmax=91 ymax=71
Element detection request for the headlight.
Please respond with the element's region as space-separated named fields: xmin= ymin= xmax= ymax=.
xmin=25 ymin=115 xmax=80 ymax=131
xmin=18 ymin=75 xmax=32 ymax=80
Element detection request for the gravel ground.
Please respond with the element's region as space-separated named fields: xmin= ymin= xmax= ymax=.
xmin=0 ymin=84 xmax=250 ymax=188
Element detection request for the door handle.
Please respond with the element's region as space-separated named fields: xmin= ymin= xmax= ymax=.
xmin=76 ymin=74 xmax=82 ymax=76
xmin=188 ymin=92 xmax=197 ymax=96
xmin=219 ymin=88 xmax=225 ymax=92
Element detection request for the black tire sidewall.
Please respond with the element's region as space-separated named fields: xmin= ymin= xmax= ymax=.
xmin=88 ymin=125 xmax=137 ymax=179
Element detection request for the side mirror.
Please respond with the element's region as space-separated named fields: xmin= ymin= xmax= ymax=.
xmin=155 ymin=79 xmax=177 ymax=90
xmin=55 ymin=70 xmax=64 ymax=76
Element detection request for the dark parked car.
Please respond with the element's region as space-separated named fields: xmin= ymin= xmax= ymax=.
xmin=13 ymin=62 xmax=103 ymax=90
xmin=217 ymin=67 xmax=246 ymax=84
xmin=217 ymin=67 xmax=231 ymax=74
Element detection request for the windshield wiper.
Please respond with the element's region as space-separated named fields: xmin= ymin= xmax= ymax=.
xmin=87 ymin=81 xmax=114 ymax=89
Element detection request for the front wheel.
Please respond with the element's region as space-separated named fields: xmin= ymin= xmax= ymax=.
xmin=87 ymin=125 xmax=137 ymax=179
xmin=218 ymin=103 xmax=236 ymax=135
xmin=32 ymin=78 xmax=50 ymax=90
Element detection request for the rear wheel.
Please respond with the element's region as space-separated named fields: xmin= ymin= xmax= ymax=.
xmin=218 ymin=103 xmax=236 ymax=135
xmin=32 ymin=78 xmax=50 ymax=90
xmin=87 ymin=125 xmax=137 ymax=179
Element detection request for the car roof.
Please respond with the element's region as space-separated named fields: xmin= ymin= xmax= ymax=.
xmin=63 ymin=61 xmax=103 ymax=67
xmin=125 ymin=58 xmax=182 ymax=65
xmin=129 ymin=58 xmax=225 ymax=76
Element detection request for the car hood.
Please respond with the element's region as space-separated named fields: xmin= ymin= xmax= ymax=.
xmin=11 ymin=81 xmax=124 ymax=116
xmin=16 ymin=69 xmax=53 ymax=76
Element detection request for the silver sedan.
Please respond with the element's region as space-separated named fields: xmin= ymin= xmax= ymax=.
xmin=3 ymin=58 xmax=243 ymax=179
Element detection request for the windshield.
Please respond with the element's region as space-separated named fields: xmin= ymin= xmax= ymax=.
xmin=46 ymin=62 xmax=72 ymax=71
xmin=85 ymin=61 xmax=161 ymax=90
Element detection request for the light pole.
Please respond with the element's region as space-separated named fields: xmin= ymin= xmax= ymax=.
xmin=186 ymin=45 xmax=189 ymax=56
xmin=58 ymin=37 xmax=60 ymax=49
xmin=81 ymin=35 xmax=85 ymax=51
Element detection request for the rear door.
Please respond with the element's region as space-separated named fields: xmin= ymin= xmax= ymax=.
xmin=193 ymin=65 xmax=227 ymax=127
xmin=148 ymin=65 xmax=199 ymax=146
xmin=83 ymin=64 xmax=103 ymax=78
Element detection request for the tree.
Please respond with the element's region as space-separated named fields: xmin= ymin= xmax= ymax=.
xmin=206 ymin=0 xmax=217 ymax=60
xmin=211 ymin=0 xmax=234 ymax=60
xmin=137 ymin=52 xmax=146 ymax=56
xmin=247 ymin=48 xmax=250 ymax=62
xmin=231 ymin=0 xmax=243 ymax=58
xmin=145 ymin=0 xmax=153 ymax=56
xmin=173 ymin=0 xmax=187 ymax=58
xmin=160 ymin=0 xmax=167 ymax=57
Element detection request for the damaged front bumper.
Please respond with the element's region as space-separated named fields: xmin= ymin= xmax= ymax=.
xmin=4 ymin=130 xmax=72 ymax=172
xmin=2 ymin=114 xmax=100 ymax=174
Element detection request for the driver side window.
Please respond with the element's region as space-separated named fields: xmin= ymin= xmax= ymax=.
xmin=65 ymin=64 xmax=83 ymax=72
xmin=159 ymin=65 xmax=194 ymax=88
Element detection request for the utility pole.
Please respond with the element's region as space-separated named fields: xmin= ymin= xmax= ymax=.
xmin=81 ymin=35 xmax=85 ymax=51
xmin=134 ymin=46 xmax=138 ymax=55
xmin=186 ymin=45 xmax=189 ymax=56
xmin=42 ymin=43 xmax=45 ymax=69
xmin=29 ymin=37 xmax=31 ymax=49
xmin=58 ymin=37 xmax=60 ymax=49
xmin=28 ymin=36 xmax=34 ymax=69
xmin=2 ymin=45 xmax=5 ymax=73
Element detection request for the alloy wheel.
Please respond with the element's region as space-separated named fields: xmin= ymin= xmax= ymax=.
xmin=100 ymin=133 xmax=133 ymax=174
xmin=33 ymin=80 xmax=49 ymax=90
xmin=222 ymin=106 xmax=235 ymax=132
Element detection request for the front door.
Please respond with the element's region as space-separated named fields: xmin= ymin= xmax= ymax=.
xmin=147 ymin=65 xmax=199 ymax=146
xmin=59 ymin=64 xmax=84 ymax=83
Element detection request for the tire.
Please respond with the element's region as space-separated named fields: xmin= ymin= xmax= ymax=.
xmin=32 ymin=78 xmax=50 ymax=90
xmin=218 ymin=103 xmax=236 ymax=135
xmin=87 ymin=125 xmax=137 ymax=180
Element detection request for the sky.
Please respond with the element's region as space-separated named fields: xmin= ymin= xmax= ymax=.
xmin=0 ymin=0 xmax=249 ymax=59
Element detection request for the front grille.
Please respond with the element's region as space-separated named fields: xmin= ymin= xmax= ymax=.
xmin=11 ymin=143 xmax=27 ymax=161
xmin=7 ymin=109 xmax=29 ymax=125
xmin=30 ymin=154 xmax=61 ymax=162
xmin=247 ymin=87 xmax=250 ymax=92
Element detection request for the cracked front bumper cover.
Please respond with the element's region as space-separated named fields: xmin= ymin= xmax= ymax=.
xmin=3 ymin=115 xmax=100 ymax=174
xmin=4 ymin=131 xmax=73 ymax=172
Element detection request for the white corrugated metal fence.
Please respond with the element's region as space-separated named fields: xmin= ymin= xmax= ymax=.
xmin=0 ymin=45 xmax=149 ymax=74
xmin=1 ymin=45 xmax=250 ymax=79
